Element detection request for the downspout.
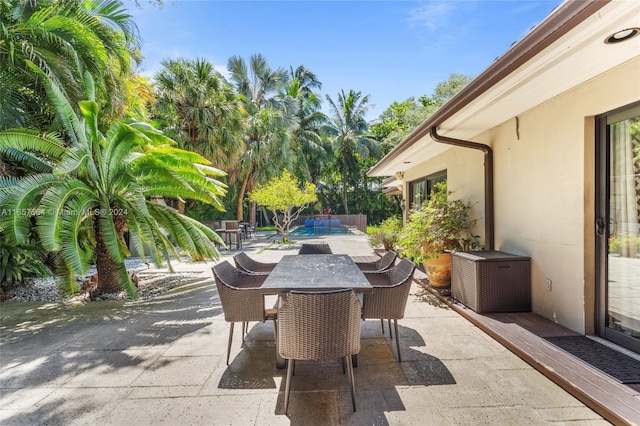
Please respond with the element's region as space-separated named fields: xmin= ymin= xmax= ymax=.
xmin=429 ymin=127 xmax=494 ymax=250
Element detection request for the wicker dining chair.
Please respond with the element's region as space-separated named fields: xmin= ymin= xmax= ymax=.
xmin=233 ymin=252 xmax=278 ymax=275
xmin=298 ymin=243 xmax=333 ymax=255
xmin=354 ymin=250 xmax=397 ymax=272
xmin=212 ymin=261 xmax=277 ymax=365
xmin=362 ymin=258 xmax=416 ymax=362
xmin=278 ymin=289 xmax=361 ymax=414
xmin=224 ymin=221 xmax=243 ymax=250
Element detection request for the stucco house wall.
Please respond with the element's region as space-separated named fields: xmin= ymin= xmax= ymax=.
xmin=401 ymin=56 xmax=640 ymax=333
xmin=401 ymin=148 xmax=485 ymax=239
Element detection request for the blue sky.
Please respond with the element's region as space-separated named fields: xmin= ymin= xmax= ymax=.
xmin=128 ymin=0 xmax=561 ymax=119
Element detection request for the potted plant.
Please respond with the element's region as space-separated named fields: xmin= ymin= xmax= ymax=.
xmin=367 ymin=215 xmax=403 ymax=251
xmin=398 ymin=181 xmax=479 ymax=288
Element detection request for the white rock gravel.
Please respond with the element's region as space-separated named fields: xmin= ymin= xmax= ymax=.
xmin=5 ymin=257 xmax=203 ymax=303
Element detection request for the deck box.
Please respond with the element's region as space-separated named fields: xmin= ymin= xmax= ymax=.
xmin=451 ymin=250 xmax=531 ymax=313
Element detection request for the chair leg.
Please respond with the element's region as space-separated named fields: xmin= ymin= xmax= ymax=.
xmin=388 ymin=319 xmax=392 ymax=339
xmin=394 ymin=319 xmax=401 ymax=362
xmin=274 ymin=319 xmax=286 ymax=369
xmin=226 ymin=322 xmax=234 ymax=365
xmin=284 ymin=358 xmax=294 ymax=414
xmin=242 ymin=321 xmax=248 ymax=340
xmin=346 ymin=355 xmax=357 ymax=411
xmin=380 ymin=318 xmax=385 ymax=334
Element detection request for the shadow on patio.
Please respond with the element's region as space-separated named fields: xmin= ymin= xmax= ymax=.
xmin=218 ymin=321 xmax=456 ymax=423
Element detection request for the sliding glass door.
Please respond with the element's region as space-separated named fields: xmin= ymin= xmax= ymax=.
xmin=596 ymin=103 xmax=640 ymax=353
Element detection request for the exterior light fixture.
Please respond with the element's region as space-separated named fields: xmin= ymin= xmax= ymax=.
xmin=395 ymin=171 xmax=404 ymax=180
xmin=605 ymin=28 xmax=640 ymax=44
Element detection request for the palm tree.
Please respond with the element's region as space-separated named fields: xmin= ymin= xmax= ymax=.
xmin=324 ymin=90 xmax=380 ymax=214
xmin=0 ymin=0 xmax=140 ymax=129
xmin=227 ymin=54 xmax=293 ymax=222
xmin=153 ymin=58 xmax=243 ymax=169
xmin=282 ymin=66 xmax=328 ymax=184
xmin=0 ymin=70 xmax=226 ymax=298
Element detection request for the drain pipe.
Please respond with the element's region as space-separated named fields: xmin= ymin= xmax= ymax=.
xmin=429 ymin=127 xmax=494 ymax=250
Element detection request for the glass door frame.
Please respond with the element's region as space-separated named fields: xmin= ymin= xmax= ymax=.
xmin=595 ymin=101 xmax=640 ymax=353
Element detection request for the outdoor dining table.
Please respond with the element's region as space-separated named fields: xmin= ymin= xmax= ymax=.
xmin=260 ymin=254 xmax=372 ymax=368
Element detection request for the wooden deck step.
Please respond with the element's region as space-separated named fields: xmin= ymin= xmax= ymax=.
xmin=417 ymin=280 xmax=640 ymax=426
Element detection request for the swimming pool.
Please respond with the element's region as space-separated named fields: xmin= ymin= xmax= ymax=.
xmin=290 ymin=226 xmax=353 ymax=236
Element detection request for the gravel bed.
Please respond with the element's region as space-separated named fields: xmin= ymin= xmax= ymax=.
xmin=4 ymin=258 xmax=203 ymax=303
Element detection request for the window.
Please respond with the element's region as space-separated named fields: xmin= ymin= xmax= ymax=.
xmin=408 ymin=171 xmax=446 ymax=209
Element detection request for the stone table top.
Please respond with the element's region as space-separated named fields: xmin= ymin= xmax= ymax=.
xmin=260 ymin=254 xmax=372 ymax=294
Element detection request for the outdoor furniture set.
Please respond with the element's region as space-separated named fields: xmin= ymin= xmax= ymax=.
xmin=214 ymin=220 xmax=258 ymax=250
xmin=212 ymin=249 xmax=414 ymax=413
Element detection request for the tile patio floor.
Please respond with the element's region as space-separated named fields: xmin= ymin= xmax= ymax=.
xmin=0 ymin=233 xmax=609 ymax=425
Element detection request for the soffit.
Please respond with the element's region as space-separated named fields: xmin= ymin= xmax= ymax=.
xmin=370 ymin=0 xmax=640 ymax=178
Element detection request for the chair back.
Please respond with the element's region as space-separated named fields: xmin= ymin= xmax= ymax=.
xmin=298 ymin=243 xmax=333 ymax=255
xmin=388 ymin=258 xmax=415 ymax=284
xmin=212 ymin=261 xmax=267 ymax=323
xmin=278 ymin=289 xmax=361 ymax=361
xmin=376 ymin=251 xmax=397 ymax=271
xmin=363 ymin=258 xmax=416 ymax=320
xmin=233 ymin=252 xmax=276 ymax=274
xmin=225 ymin=221 xmax=239 ymax=230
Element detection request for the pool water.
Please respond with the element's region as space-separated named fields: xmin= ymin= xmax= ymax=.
xmin=290 ymin=226 xmax=353 ymax=236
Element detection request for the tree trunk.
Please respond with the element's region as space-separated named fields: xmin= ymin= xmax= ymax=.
xmin=249 ymin=201 xmax=257 ymax=227
xmin=93 ymin=218 xmax=130 ymax=296
xmin=342 ymin=158 xmax=349 ymax=214
xmin=342 ymin=181 xmax=349 ymax=215
xmin=177 ymin=199 xmax=186 ymax=215
xmin=236 ymin=176 xmax=249 ymax=221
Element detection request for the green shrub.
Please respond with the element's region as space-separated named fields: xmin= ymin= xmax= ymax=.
xmin=0 ymin=245 xmax=51 ymax=294
xmin=367 ymin=215 xmax=403 ymax=250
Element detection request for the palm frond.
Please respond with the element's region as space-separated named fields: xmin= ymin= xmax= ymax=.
xmin=96 ymin=205 xmax=124 ymax=264
xmin=146 ymin=202 xmax=221 ymax=260
xmin=25 ymin=60 xmax=87 ymax=148
xmin=54 ymin=144 xmax=92 ymax=177
xmin=0 ymin=173 xmax=59 ymax=243
xmin=38 ymin=179 xmax=97 ymax=251
xmin=57 ymin=194 xmax=97 ymax=276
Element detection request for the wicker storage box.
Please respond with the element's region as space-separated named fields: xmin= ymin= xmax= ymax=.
xmin=452 ymin=251 xmax=531 ymax=313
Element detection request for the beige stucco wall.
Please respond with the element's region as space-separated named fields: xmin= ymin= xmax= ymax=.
xmin=401 ymin=147 xmax=485 ymax=241
xmin=402 ymin=56 xmax=640 ymax=333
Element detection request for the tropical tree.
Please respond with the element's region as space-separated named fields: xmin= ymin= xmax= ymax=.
xmin=369 ymin=98 xmax=424 ymax=152
xmin=282 ymin=65 xmax=328 ymax=184
xmin=152 ymin=58 xmax=243 ymax=215
xmin=249 ymin=170 xmax=317 ymax=242
xmin=0 ymin=70 xmax=226 ymax=298
xmin=123 ymin=74 xmax=155 ymax=121
xmin=426 ymin=73 xmax=474 ymax=107
xmin=226 ymin=54 xmax=293 ymax=222
xmin=324 ymin=89 xmax=380 ymax=214
xmin=153 ymin=58 xmax=243 ymax=169
xmin=0 ymin=0 xmax=141 ymax=129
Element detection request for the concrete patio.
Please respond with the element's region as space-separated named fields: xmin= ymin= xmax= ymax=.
xmin=0 ymin=233 xmax=608 ymax=425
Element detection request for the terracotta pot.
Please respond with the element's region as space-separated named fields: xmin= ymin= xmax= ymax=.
xmin=422 ymin=252 xmax=452 ymax=288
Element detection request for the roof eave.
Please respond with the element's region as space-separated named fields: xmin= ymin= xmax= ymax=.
xmin=367 ymin=0 xmax=610 ymax=178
